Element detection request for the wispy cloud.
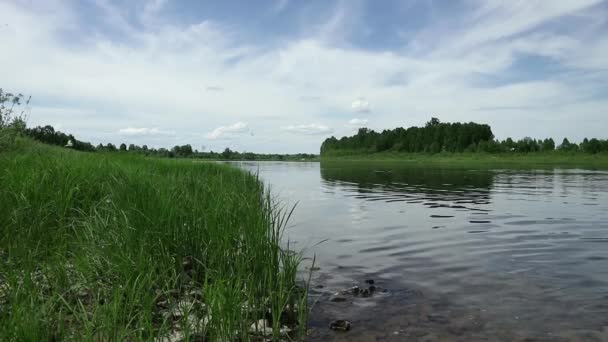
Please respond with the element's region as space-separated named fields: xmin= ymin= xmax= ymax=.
xmin=118 ymin=127 xmax=175 ymax=136
xmin=351 ymin=98 xmax=371 ymax=113
xmin=282 ymin=123 xmax=333 ymax=135
xmin=206 ymin=122 xmax=250 ymax=139
xmin=206 ymin=86 xmax=224 ymax=92
xmin=348 ymin=118 xmax=368 ymax=126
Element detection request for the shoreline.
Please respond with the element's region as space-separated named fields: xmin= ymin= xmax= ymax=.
xmin=320 ymin=152 xmax=608 ymax=169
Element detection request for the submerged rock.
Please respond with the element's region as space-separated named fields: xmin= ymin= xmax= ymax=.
xmin=364 ymin=279 xmax=375 ymax=285
xmin=329 ymin=320 xmax=351 ymax=332
xmin=329 ymin=294 xmax=348 ymax=302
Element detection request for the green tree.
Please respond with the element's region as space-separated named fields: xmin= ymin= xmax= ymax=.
xmin=426 ymin=117 xmax=440 ymax=126
xmin=586 ymin=138 xmax=602 ymax=154
xmin=542 ymin=138 xmax=555 ymax=151
xmin=119 ymin=143 xmax=127 ymax=151
xmin=222 ymin=147 xmax=233 ymax=159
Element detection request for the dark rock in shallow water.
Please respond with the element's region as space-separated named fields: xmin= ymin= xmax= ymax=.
xmin=360 ymin=288 xmax=371 ymax=297
xmin=352 ymin=286 xmax=360 ymax=295
xmin=329 ymin=295 xmax=348 ymax=302
xmin=368 ymin=285 xmax=376 ymax=293
xmin=365 ymin=279 xmax=375 ymax=285
xmin=314 ymin=284 xmax=324 ymax=289
xmin=329 ymin=320 xmax=351 ymax=332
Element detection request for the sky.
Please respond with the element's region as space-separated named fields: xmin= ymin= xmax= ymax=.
xmin=1 ymin=0 xmax=607 ymax=153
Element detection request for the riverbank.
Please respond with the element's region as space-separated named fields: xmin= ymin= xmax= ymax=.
xmin=320 ymin=152 xmax=608 ymax=169
xmin=0 ymin=138 xmax=308 ymax=341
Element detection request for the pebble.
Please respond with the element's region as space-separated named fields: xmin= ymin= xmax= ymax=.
xmin=249 ymin=319 xmax=291 ymax=337
xmin=329 ymin=320 xmax=351 ymax=332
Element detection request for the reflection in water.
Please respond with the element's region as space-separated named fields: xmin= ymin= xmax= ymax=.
xmin=229 ymin=161 xmax=608 ymax=341
xmin=321 ymin=166 xmax=494 ymax=212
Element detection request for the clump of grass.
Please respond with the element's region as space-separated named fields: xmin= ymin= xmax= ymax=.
xmin=0 ymin=139 xmax=308 ymax=340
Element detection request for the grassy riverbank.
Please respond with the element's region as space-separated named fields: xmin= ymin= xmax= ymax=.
xmin=320 ymin=151 xmax=608 ymax=169
xmin=0 ymin=138 xmax=308 ymax=341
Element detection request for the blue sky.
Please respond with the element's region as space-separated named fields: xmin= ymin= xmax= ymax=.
xmin=1 ymin=0 xmax=607 ymax=153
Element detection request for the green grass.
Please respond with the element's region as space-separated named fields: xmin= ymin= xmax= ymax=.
xmin=320 ymin=151 xmax=608 ymax=169
xmin=0 ymin=137 xmax=308 ymax=341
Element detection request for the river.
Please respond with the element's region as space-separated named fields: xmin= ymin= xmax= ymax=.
xmin=229 ymin=161 xmax=608 ymax=341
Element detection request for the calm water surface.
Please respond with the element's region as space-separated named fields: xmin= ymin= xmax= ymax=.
xmin=231 ymin=161 xmax=608 ymax=341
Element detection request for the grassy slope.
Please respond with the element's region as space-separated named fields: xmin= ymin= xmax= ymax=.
xmin=320 ymin=151 xmax=608 ymax=169
xmin=0 ymin=138 xmax=307 ymax=341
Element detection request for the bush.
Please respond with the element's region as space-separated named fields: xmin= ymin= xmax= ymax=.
xmin=0 ymin=89 xmax=29 ymax=150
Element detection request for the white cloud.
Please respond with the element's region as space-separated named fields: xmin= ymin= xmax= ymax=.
xmin=351 ymin=98 xmax=370 ymax=113
xmin=349 ymin=118 xmax=368 ymax=126
xmin=206 ymin=121 xmax=250 ymax=139
xmin=118 ymin=127 xmax=174 ymax=136
xmin=282 ymin=124 xmax=333 ymax=135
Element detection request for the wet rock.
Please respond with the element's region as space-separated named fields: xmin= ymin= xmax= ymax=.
xmin=249 ymin=319 xmax=291 ymax=337
xmin=250 ymin=319 xmax=272 ymax=335
xmin=364 ymin=279 xmax=375 ymax=285
xmin=188 ymin=289 xmax=203 ymax=301
xmin=156 ymin=300 xmax=170 ymax=310
xmin=329 ymin=294 xmax=347 ymax=302
xmin=340 ymin=286 xmax=360 ymax=295
xmin=329 ymin=320 xmax=351 ymax=332
xmin=360 ymin=288 xmax=371 ymax=297
xmin=368 ymin=285 xmax=376 ymax=293
xmin=314 ymin=284 xmax=324 ymax=289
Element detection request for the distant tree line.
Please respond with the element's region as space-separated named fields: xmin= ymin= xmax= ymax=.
xmin=321 ymin=118 xmax=608 ymax=155
xmin=25 ymin=125 xmax=96 ymax=152
xmin=23 ymin=124 xmax=317 ymax=161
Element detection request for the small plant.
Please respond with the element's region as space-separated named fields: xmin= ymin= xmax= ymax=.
xmin=0 ymin=89 xmax=30 ymax=149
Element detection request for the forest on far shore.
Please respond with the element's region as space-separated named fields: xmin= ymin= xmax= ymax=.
xmin=321 ymin=118 xmax=608 ymax=156
xmin=23 ymin=125 xmax=317 ymax=161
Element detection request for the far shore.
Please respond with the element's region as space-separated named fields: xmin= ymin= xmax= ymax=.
xmin=319 ymin=152 xmax=608 ymax=169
